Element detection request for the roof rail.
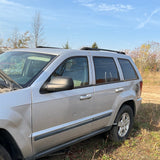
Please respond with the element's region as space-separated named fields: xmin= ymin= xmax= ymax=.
xmin=37 ymin=46 xmax=62 ymax=49
xmin=80 ymin=47 xmax=125 ymax=55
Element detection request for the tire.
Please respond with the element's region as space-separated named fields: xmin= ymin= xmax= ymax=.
xmin=109 ymin=105 xmax=134 ymax=142
xmin=0 ymin=145 xmax=12 ymax=160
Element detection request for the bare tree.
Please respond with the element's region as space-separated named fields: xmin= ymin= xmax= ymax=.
xmin=7 ymin=29 xmax=31 ymax=49
xmin=32 ymin=11 xmax=44 ymax=48
xmin=18 ymin=31 xmax=31 ymax=48
xmin=7 ymin=28 xmax=19 ymax=49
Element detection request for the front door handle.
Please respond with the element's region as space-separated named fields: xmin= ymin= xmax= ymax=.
xmin=80 ymin=94 xmax=92 ymax=100
xmin=115 ymin=88 xmax=124 ymax=93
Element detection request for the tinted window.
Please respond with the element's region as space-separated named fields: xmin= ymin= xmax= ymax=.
xmin=93 ymin=57 xmax=120 ymax=84
xmin=119 ymin=59 xmax=138 ymax=80
xmin=53 ymin=57 xmax=89 ymax=88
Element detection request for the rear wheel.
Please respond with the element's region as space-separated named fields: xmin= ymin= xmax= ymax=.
xmin=0 ymin=145 xmax=11 ymax=160
xmin=109 ymin=105 xmax=134 ymax=142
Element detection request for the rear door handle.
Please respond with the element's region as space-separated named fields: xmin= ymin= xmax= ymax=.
xmin=80 ymin=94 xmax=92 ymax=100
xmin=115 ymin=88 xmax=124 ymax=93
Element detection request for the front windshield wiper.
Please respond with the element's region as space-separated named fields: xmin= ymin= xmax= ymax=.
xmin=0 ymin=69 xmax=22 ymax=90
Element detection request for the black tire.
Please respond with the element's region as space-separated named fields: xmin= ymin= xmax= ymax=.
xmin=109 ymin=105 xmax=134 ymax=142
xmin=0 ymin=145 xmax=12 ymax=160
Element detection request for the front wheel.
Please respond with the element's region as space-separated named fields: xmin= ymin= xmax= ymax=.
xmin=109 ymin=105 xmax=134 ymax=142
xmin=0 ymin=145 xmax=12 ymax=160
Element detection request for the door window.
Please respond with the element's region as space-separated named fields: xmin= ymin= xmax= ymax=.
xmin=93 ymin=57 xmax=120 ymax=84
xmin=53 ymin=57 xmax=89 ymax=88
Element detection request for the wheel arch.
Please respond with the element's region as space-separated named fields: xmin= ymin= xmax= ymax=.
xmin=109 ymin=101 xmax=135 ymax=142
xmin=0 ymin=128 xmax=24 ymax=160
xmin=118 ymin=100 xmax=136 ymax=117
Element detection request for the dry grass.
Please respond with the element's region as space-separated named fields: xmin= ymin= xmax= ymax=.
xmin=141 ymin=72 xmax=160 ymax=104
xmin=40 ymin=72 xmax=160 ymax=160
xmin=142 ymin=72 xmax=160 ymax=86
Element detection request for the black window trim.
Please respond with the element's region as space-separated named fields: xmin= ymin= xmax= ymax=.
xmin=118 ymin=58 xmax=139 ymax=81
xmin=93 ymin=56 xmax=121 ymax=85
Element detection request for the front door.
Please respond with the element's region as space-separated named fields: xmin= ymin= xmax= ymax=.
xmin=31 ymin=56 xmax=94 ymax=154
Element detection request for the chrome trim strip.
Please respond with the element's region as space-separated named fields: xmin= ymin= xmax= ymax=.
xmin=33 ymin=110 xmax=112 ymax=141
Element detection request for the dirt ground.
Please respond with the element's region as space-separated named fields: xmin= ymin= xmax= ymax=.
xmin=142 ymin=85 xmax=160 ymax=104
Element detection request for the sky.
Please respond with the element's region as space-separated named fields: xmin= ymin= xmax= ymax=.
xmin=0 ymin=0 xmax=160 ymax=50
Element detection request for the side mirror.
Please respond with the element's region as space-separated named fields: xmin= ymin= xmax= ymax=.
xmin=41 ymin=76 xmax=74 ymax=93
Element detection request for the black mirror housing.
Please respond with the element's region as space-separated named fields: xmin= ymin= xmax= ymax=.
xmin=41 ymin=76 xmax=74 ymax=93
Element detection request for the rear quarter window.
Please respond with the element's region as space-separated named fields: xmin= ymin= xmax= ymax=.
xmin=118 ymin=59 xmax=138 ymax=80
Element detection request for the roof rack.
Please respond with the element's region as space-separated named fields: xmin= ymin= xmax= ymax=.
xmin=36 ymin=46 xmax=125 ymax=55
xmin=37 ymin=46 xmax=62 ymax=49
xmin=80 ymin=47 xmax=125 ymax=55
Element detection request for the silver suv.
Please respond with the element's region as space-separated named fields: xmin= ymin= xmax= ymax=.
xmin=0 ymin=47 xmax=142 ymax=160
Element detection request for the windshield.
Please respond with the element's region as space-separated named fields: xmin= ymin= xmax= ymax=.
xmin=0 ymin=51 xmax=55 ymax=87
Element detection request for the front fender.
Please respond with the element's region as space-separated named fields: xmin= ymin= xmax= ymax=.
xmin=0 ymin=88 xmax=33 ymax=158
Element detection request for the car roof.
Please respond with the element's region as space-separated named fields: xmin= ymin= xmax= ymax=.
xmin=12 ymin=48 xmax=129 ymax=58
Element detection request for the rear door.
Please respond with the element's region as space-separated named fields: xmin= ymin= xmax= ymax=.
xmin=90 ymin=56 xmax=124 ymax=131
